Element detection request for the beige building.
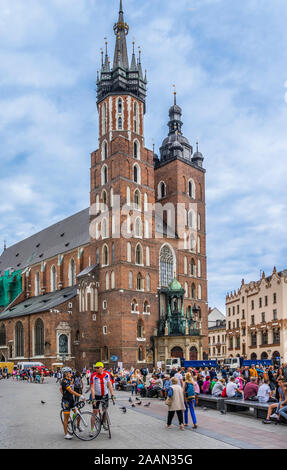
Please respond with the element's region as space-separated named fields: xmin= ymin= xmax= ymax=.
xmin=208 ymin=308 xmax=226 ymax=363
xmin=225 ymin=267 xmax=285 ymax=364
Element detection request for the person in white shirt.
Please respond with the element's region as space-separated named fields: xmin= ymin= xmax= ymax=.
xmin=226 ymin=377 xmax=243 ymax=399
xmin=174 ymin=368 xmax=184 ymax=387
xmin=257 ymin=379 xmax=273 ymax=403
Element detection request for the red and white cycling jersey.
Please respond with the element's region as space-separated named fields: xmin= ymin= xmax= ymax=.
xmin=90 ymin=371 xmax=110 ymax=396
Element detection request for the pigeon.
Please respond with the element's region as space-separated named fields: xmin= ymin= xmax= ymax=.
xmin=136 ymin=397 xmax=140 ymax=401
xmin=144 ymin=402 xmax=151 ymax=407
xmin=120 ymin=407 xmax=127 ymax=413
xmin=202 ymin=406 xmax=207 ymax=411
xmin=129 ymin=398 xmax=133 ymax=403
xmin=131 ymin=404 xmax=136 ymax=407
xmin=41 ymin=401 xmax=46 ymax=404
xmin=136 ymin=401 xmax=142 ymax=406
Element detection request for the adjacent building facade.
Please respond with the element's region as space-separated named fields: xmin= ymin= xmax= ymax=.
xmin=226 ymin=267 xmax=286 ymax=364
xmin=208 ymin=307 xmax=226 ymax=364
xmin=0 ymin=1 xmax=208 ymax=370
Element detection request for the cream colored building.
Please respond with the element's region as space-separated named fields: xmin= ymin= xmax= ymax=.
xmin=208 ymin=308 xmax=226 ymax=364
xmin=225 ymin=267 xmax=286 ymax=364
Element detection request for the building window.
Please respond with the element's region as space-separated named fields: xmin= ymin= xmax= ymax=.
xmin=261 ymin=331 xmax=268 ymax=345
xmin=137 ymin=273 xmax=143 ymax=291
xmin=134 ymin=102 xmax=138 ymax=133
xmin=228 ymin=308 xmax=231 ymax=316
xmin=242 ymin=309 xmax=245 ymax=319
xmin=191 ymin=283 xmax=196 ymax=299
xmin=190 ymin=259 xmax=196 ymax=276
xmin=102 ymin=245 xmax=109 ymax=266
xmin=273 ymin=329 xmax=280 ymax=344
xmin=34 ymin=318 xmax=44 ymax=356
xmin=159 ymin=245 xmax=174 ymax=287
xmin=134 ymin=190 xmax=141 ymax=210
xmin=236 ymin=319 xmax=239 ymax=328
xmin=133 ymin=164 xmax=140 ymax=183
xmin=146 ymin=274 xmax=150 ymax=292
xmin=228 ymin=321 xmax=231 ymax=330
xmin=35 ymin=272 xmax=40 ymax=296
xmin=261 ymin=312 xmax=265 ymax=323
xmin=251 ymin=300 xmax=254 ymax=310
xmin=129 ymin=271 xmax=133 ymax=289
xmin=232 ymin=306 xmax=235 ymax=315
xmin=103 ymin=326 xmax=108 ymax=335
xmin=68 ymin=259 xmax=76 ymax=287
xmin=242 ymin=296 xmax=245 ymax=303
xmin=118 ymin=117 xmax=123 ymax=129
xmin=251 ymin=315 xmax=255 ymax=325
xmin=134 ymin=140 xmax=139 ymax=159
xmin=265 ymin=296 xmax=268 ymax=306
xmin=137 ymin=320 xmax=144 ymax=338
xmin=135 ymin=244 xmax=143 ymax=265
xmin=188 ymin=179 xmax=195 ymax=199
xmin=118 ymin=98 xmax=122 ymax=114
xmin=15 ymin=321 xmax=24 ymax=357
xmin=259 ymin=297 xmax=262 ymax=308
xmin=50 ymin=265 xmax=57 ymax=292
xmin=273 ymin=309 xmax=277 ymax=320
xmin=251 ymin=333 xmax=257 ymax=347
xmin=236 ymin=336 xmax=240 ymax=348
xmin=273 ymin=293 xmax=277 ymax=304
xmin=0 ymin=324 xmax=6 ymax=346
xmin=59 ymin=334 xmax=68 ymax=354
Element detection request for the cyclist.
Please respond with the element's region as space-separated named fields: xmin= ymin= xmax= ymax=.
xmin=60 ymin=369 xmax=86 ymax=440
xmin=90 ymin=362 xmax=115 ymax=434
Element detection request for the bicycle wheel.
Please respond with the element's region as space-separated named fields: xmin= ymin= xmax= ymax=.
xmin=104 ymin=410 xmax=112 ymax=439
xmin=60 ymin=410 xmax=73 ymax=435
xmin=73 ymin=411 xmax=101 ymax=441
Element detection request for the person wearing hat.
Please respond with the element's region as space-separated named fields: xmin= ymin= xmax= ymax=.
xmin=90 ymin=362 xmax=115 ymax=434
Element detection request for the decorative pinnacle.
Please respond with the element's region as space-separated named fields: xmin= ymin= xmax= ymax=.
xmin=172 ymin=84 xmax=176 ymax=105
xmin=138 ymin=46 xmax=141 ymax=63
xmin=101 ymin=48 xmax=104 ymax=65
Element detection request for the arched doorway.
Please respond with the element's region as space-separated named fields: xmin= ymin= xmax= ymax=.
xmin=189 ymin=346 xmax=198 ymax=361
xmin=171 ymin=346 xmax=183 ymax=358
xmin=261 ymin=352 xmax=268 ymax=360
xmin=250 ymin=353 xmax=257 ymax=361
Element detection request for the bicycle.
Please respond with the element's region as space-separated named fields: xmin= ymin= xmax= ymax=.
xmin=60 ymin=401 xmax=101 ymax=441
xmin=91 ymin=396 xmax=115 ymax=439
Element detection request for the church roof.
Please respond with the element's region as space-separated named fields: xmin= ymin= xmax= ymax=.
xmin=0 ymin=208 xmax=90 ymax=275
xmin=0 ymin=286 xmax=77 ymax=320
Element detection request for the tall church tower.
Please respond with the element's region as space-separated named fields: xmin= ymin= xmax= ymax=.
xmin=89 ymin=1 xmax=156 ymax=368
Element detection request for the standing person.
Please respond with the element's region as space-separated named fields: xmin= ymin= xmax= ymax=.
xmin=183 ymin=373 xmax=197 ymax=429
xmin=86 ymin=369 xmax=91 ymax=386
xmin=90 ymin=362 xmax=115 ymax=434
xmin=131 ymin=371 xmax=139 ymax=396
xmin=249 ymin=364 xmax=258 ymax=380
xmin=60 ymin=370 xmax=85 ymax=440
xmin=166 ymin=377 xmax=185 ymax=430
xmin=73 ymin=371 xmax=84 ymax=404
xmin=40 ymin=370 xmax=45 ymax=384
xmin=174 ymin=368 xmax=184 ymax=387
xmin=243 ymin=366 xmax=250 ymax=383
xmin=12 ymin=368 xmax=17 ymax=381
xmin=140 ymin=366 xmax=148 ymax=384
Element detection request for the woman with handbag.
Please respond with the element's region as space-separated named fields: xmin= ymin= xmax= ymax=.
xmin=166 ymin=377 xmax=185 ymax=430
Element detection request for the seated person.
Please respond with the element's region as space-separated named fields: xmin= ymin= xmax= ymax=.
xmin=257 ymin=379 xmax=276 ymax=403
xmin=226 ymin=377 xmax=243 ymax=399
xmin=244 ymin=377 xmax=258 ymax=400
xmin=212 ymin=379 xmax=225 ymax=397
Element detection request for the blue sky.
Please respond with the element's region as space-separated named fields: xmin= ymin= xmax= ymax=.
xmin=1 ymin=0 xmax=287 ymax=313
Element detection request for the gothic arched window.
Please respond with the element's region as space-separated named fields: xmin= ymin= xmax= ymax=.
xmin=102 ymin=245 xmax=109 ymax=266
xmin=0 ymin=324 xmax=6 ymax=346
xmin=69 ymin=259 xmax=76 ymax=286
xmin=134 ymin=190 xmax=141 ymax=210
xmin=34 ymin=318 xmax=44 ymax=356
xmin=59 ymin=334 xmax=68 ymax=354
xmin=135 ymin=243 xmax=143 ymax=265
xmin=15 ymin=321 xmax=24 ymax=357
xmin=118 ymin=117 xmax=122 ymax=130
xmin=50 ymin=265 xmax=57 ymax=292
xmin=118 ymin=98 xmax=122 ymax=114
xmin=159 ymin=245 xmax=174 ymax=287
xmin=137 ymin=273 xmax=143 ymax=291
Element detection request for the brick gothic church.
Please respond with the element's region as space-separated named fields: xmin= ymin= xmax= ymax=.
xmin=0 ymin=1 xmax=208 ymax=370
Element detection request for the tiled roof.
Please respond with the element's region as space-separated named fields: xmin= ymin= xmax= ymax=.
xmin=0 ymin=208 xmax=90 ymax=275
xmin=0 ymin=286 xmax=77 ymax=320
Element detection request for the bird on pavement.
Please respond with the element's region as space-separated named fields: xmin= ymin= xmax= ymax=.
xmin=120 ymin=407 xmax=127 ymax=413
xmin=41 ymin=401 xmax=46 ymax=404
xmin=129 ymin=398 xmax=133 ymax=403
xmin=144 ymin=402 xmax=151 ymax=407
xmin=131 ymin=404 xmax=136 ymax=407
xmin=136 ymin=401 xmax=142 ymax=406
xmin=136 ymin=397 xmax=140 ymax=401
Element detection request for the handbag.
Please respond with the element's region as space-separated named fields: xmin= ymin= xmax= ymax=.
xmin=165 ymin=396 xmax=172 ymax=406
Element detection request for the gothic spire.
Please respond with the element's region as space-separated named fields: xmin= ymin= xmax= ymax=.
xmin=113 ymin=0 xmax=129 ymax=70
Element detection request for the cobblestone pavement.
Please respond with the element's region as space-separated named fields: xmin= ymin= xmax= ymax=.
xmin=0 ymin=377 xmax=286 ymax=449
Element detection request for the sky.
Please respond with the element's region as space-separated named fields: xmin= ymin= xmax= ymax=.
xmin=1 ymin=0 xmax=287 ymax=313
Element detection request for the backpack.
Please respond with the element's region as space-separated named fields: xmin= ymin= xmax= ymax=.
xmin=74 ymin=376 xmax=82 ymax=389
xmin=186 ymin=382 xmax=195 ymax=399
xmin=222 ymin=387 xmax=227 ymax=398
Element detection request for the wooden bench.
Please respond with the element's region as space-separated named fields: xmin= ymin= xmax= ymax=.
xmin=197 ymin=394 xmax=225 ymax=411
xmin=224 ymin=398 xmax=270 ymax=419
